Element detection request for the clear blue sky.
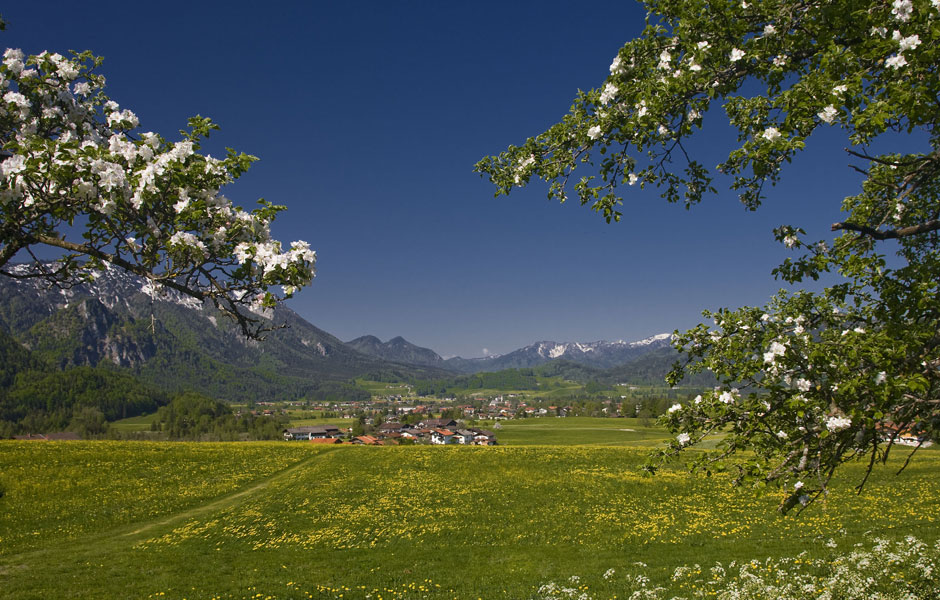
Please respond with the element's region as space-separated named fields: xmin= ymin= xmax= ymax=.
xmin=5 ymin=1 xmax=859 ymax=358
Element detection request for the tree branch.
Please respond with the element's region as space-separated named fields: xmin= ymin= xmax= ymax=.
xmin=831 ymin=219 xmax=940 ymax=240
xmin=30 ymin=234 xmax=206 ymax=301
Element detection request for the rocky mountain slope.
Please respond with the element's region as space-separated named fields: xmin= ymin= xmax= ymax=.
xmin=0 ymin=264 xmax=449 ymax=401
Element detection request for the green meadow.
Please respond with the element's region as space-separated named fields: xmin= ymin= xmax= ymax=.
xmin=1 ymin=438 xmax=937 ymax=599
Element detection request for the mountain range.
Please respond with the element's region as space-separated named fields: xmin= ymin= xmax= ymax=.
xmin=0 ymin=264 xmax=682 ymax=401
xmin=346 ymin=334 xmax=675 ymax=373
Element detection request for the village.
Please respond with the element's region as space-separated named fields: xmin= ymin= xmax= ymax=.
xmin=282 ymin=418 xmax=498 ymax=446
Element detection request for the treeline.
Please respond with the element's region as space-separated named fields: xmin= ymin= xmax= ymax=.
xmin=0 ymin=352 xmax=168 ymax=438
xmin=150 ymin=392 xmax=288 ymax=441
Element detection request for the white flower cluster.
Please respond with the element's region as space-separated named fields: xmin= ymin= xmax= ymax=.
xmin=826 ymin=415 xmax=852 ymax=432
xmin=0 ymin=46 xmax=317 ymax=310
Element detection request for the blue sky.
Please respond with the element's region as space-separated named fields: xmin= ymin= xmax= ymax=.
xmin=5 ymin=1 xmax=860 ymax=358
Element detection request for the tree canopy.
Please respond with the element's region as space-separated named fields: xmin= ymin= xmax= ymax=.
xmin=0 ymin=43 xmax=316 ymax=337
xmin=477 ymin=0 xmax=940 ymax=512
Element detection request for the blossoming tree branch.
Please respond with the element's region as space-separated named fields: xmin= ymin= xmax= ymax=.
xmin=0 ymin=45 xmax=316 ymax=338
xmin=477 ymin=0 xmax=939 ymax=512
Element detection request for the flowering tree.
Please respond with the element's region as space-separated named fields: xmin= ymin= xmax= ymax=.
xmin=477 ymin=0 xmax=939 ymax=511
xmin=0 ymin=45 xmax=316 ymax=338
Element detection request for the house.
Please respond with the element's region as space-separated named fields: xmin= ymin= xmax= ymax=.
xmin=471 ymin=428 xmax=497 ymax=445
xmin=378 ymin=422 xmax=403 ymax=434
xmin=430 ymin=429 xmax=455 ymax=445
xmin=309 ymin=437 xmax=343 ymax=445
xmin=283 ymin=425 xmax=342 ymax=441
xmin=420 ymin=418 xmax=457 ymax=429
xmin=453 ymin=429 xmax=475 ymax=445
xmin=400 ymin=427 xmax=424 ymax=440
xmin=351 ymin=435 xmax=381 ymax=445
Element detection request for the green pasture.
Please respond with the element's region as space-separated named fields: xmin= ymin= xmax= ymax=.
xmin=355 ymin=379 xmax=414 ymax=396
xmin=110 ymin=412 xmax=159 ymax=432
xmin=479 ymin=416 xmax=670 ymax=446
xmin=0 ymin=441 xmax=937 ymax=599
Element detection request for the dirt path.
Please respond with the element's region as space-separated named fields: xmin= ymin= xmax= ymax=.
xmin=120 ymin=447 xmax=337 ymax=539
xmin=1 ymin=447 xmax=339 ymax=567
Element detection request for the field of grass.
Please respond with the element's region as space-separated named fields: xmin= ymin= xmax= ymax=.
xmin=479 ymin=416 xmax=669 ymax=446
xmin=110 ymin=412 xmax=159 ymax=432
xmin=1 ymin=439 xmax=937 ymax=599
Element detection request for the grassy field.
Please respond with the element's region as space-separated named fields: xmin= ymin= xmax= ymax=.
xmin=110 ymin=412 xmax=159 ymax=432
xmin=478 ymin=416 xmax=670 ymax=446
xmin=0 ymin=439 xmax=937 ymax=599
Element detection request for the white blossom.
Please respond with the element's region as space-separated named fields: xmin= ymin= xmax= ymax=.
xmin=776 ymin=430 xmax=788 ymax=439
xmin=1 ymin=154 xmax=26 ymax=179
xmin=891 ymin=0 xmax=913 ymax=22
xmin=609 ymin=55 xmax=624 ymax=75
xmin=667 ymin=403 xmax=682 ymax=414
xmin=599 ymin=82 xmax=618 ymax=105
xmin=826 ymin=415 xmax=852 ymax=432
xmin=587 ymin=125 xmax=602 ymax=140
xmin=628 ymin=173 xmax=639 ymax=185
xmin=886 ymin=54 xmax=908 ymax=69
xmin=658 ymin=49 xmax=672 ymax=70
xmin=763 ymin=340 xmax=787 ymax=364
xmin=763 ymin=24 xmax=776 ymax=36
xmin=817 ymin=105 xmax=838 ymax=123
xmin=729 ymin=48 xmax=745 ymax=62
xmin=875 ymin=371 xmax=887 ymax=385
xmin=795 ymin=378 xmax=812 ymax=392
xmin=677 ymin=432 xmax=691 ymax=446
xmin=761 ymin=127 xmax=782 ymax=141
xmin=896 ymin=33 xmax=921 ymax=52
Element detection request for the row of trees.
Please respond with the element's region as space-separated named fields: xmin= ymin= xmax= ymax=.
xmin=150 ymin=392 xmax=288 ymax=441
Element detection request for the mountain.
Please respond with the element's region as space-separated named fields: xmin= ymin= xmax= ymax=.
xmin=346 ymin=335 xmax=446 ymax=367
xmin=443 ymin=334 xmax=674 ymax=373
xmin=0 ymin=264 xmax=451 ymax=402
